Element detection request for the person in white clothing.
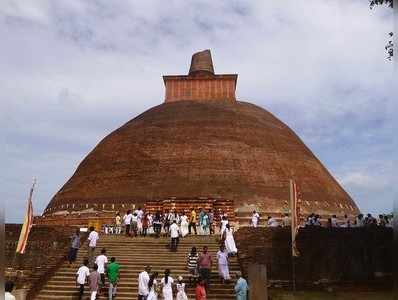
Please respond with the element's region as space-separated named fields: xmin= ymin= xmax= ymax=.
xmin=5 ymin=281 xmax=16 ymax=300
xmin=170 ymin=220 xmax=180 ymax=252
xmin=123 ymin=210 xmax=133 ymax=236
xmin=217 ymin=244 xmax=230 ymax=283
xmin=251 ymin=211 xmax=260 ymax=227
xmin=87 ymin=226 xmax=99 ymax=268
xmin=148 ymin=213 xmax=154 ymax=235
xmin=176 ymin=276 xmax=188 ymax=300
xmin=282 ymin=213 xmax=290 ymax=227
xmin=180 ymin=212 xmax=189 ymax=237
xmin=331 ymin=215 xmax=339 ymax=228
xmin=220 ymin=216 xmax=229 ymax=237
xmin=161 ymin=269 xmax=174 ymax=300
xmin=76 ymin=259 xmax=90 ymax=300
xmin=131 ymin=213 xmax=139 ymax=237
xmin=267 ymin=216 xmax=279 ymax=227
xmin=147 ymin=271 xmax=159 ymax=300
xmin=224 ymin=224 xmax=238 ymax=255
xmin=138 ymin=266 xmax=151 ymax=300
xmin=135 ymin=207 xmax=144 ymax=235
xmin=95 ymin=248 xmax=108 ymax=287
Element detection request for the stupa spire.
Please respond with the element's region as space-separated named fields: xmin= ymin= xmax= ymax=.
xmin=188 ymin=49 xmax=215 ymax=75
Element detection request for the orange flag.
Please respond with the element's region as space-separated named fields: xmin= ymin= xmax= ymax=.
xmin=16 ymin=179 xmax=36 ymax=254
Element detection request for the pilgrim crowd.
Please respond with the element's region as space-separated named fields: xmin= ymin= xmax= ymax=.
xmin=248 ymin=211 xmax=393 ymax=229
xmin=66 ymin=207 xmax=246 ymax=300
xmin=103 ymin=208 xmax=393 ymax=236
xmin=102 ymin=207 xmax=231 ymax=237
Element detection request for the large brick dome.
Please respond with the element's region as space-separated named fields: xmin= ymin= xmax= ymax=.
xmin=43 ymin=50 xmax=359 ymax=219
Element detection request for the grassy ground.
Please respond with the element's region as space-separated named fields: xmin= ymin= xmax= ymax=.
xmin=269 ymin=290 xmax=395 ymax=300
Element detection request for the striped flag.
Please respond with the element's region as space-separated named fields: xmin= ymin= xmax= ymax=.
xmin=16 ymin=179 xmax=36 ymax=254
xmin=289 ymin=179 xmax=301 ymax=257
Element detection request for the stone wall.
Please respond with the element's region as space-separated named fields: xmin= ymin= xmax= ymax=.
xmin=235 ymin=227 xmax=393 ymax=285
xmin=5 ymin=224 xmax=85 ymax=297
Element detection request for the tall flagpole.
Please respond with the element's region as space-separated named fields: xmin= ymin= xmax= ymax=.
xmin=289 ymin=179 xmax=295 ymax=291
xmin=16 ymin=178 xmax=36 ymax=254
xmin=290 ymin=179 xmax=299 ymax=291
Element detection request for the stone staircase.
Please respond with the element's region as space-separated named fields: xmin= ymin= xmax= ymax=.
xmin=34 ymin=234 xmax=240 ymax=299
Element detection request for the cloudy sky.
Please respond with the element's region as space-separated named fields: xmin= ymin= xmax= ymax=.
xmin=1 ymin=1 xmax=394 ymax=223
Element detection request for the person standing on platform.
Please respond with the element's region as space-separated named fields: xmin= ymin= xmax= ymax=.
xmin=153 ymin=211 xmax=162 ymax=238
xmin=251 ymin=210 xmax=260 ymax=227
xmin=180 ymin=211 xmax=189 ymax=237
xmin=115 ymin=212 xmax=122 ymax=234
xmin=142 ymin=212 xmax=149 ymax=237
xmin=282 ymin=213 xmax=290 ymax=227
xmin=198 ymin=246 xmax=212 ymax=290
xmin=107 ymin=257 xmax=120 ymax=300
xmin=163 ymin=209 xmax=172 ymax=237
xmin=208 ymin=209 xmax=214 ymax=235
xmin=161 ymin=269 xmax=174 ymax=300
xmin=87 ymin=226 xmax=99 ymax=268
xmin=198 ymin=208 xmax=205 ymax=235
xmin=331 ymin=215 xmax=339 ymax=227
xmin=89 ymin=263 xmax=100 ymax=300
xmin=131 ymin=212 xmax=139 ymax=237
xmin=234 ymin=273 xmax=249 ymax=300
xmin=171 ymin=210 xmax=180 ymax=225
xmin=189 ymin=208 xmax=197 ymax=235
xmin=147 ymin=212 xmax=154 ymax=235
xmin=136 ymin=207 xmax=144 ymax=236
xmin=138 ymin=266 xmax=151 ymax=300
xmin=195 ymin=278 xmax=207 ymax=300
xmin=95 ymin=248 xmax=108 ymax=288
xmin=202 ymin=211 xmax=210 ymax=235
xmin=267 ymin=216 xmax=279 ymax=227
xmin=68 ymin=229 xmax=81 ymax=265
xmin=76 ymin=259 xmax=90 ymax=300
xmin=123 ymin=210 xmax=133 ymax=236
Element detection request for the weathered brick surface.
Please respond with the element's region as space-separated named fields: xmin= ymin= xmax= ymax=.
xmin=235 ymin=227 xmax=393 ymax=283
xmin=164 ymin=75 xmax=237 ymax=102
xmin=44 ymin=100 xmax=359 ymax=219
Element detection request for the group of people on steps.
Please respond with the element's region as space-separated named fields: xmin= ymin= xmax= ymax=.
xmin=69 ymin=222 xmax=247 ymax=299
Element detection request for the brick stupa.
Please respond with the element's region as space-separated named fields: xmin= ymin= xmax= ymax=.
xmin=39 ymin=50 xmax=359 ymax=226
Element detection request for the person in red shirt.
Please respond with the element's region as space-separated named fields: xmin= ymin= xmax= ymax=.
xmin=195 ymin=278 xmax=207 ymax=300
xmin=198 ymin=246 xmax=212 ymax=290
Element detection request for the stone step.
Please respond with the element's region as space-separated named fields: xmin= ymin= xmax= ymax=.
xmin=41 ymin=285 xmax=235 ymax=292
xmin=36 ymin=293 xmax=235 ymax=300
xmin=34 ymin=233 xmax=239 ymax=299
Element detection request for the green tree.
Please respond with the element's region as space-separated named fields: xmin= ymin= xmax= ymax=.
xmin=369 ymin=0 xmax=393 ymax=60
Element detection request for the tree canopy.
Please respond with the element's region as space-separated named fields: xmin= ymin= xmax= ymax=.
xmin=369 ymin=0 xmax=393 ymax=60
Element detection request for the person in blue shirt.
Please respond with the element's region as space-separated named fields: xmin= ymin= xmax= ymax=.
xmin=234 ymin=273 xmax=249 ymax=300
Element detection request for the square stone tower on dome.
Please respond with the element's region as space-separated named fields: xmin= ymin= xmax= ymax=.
xmin=37 ymin=50 xmax=359 ymax=227
xmin=163 ymin=49 xmax=237 ymax=103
